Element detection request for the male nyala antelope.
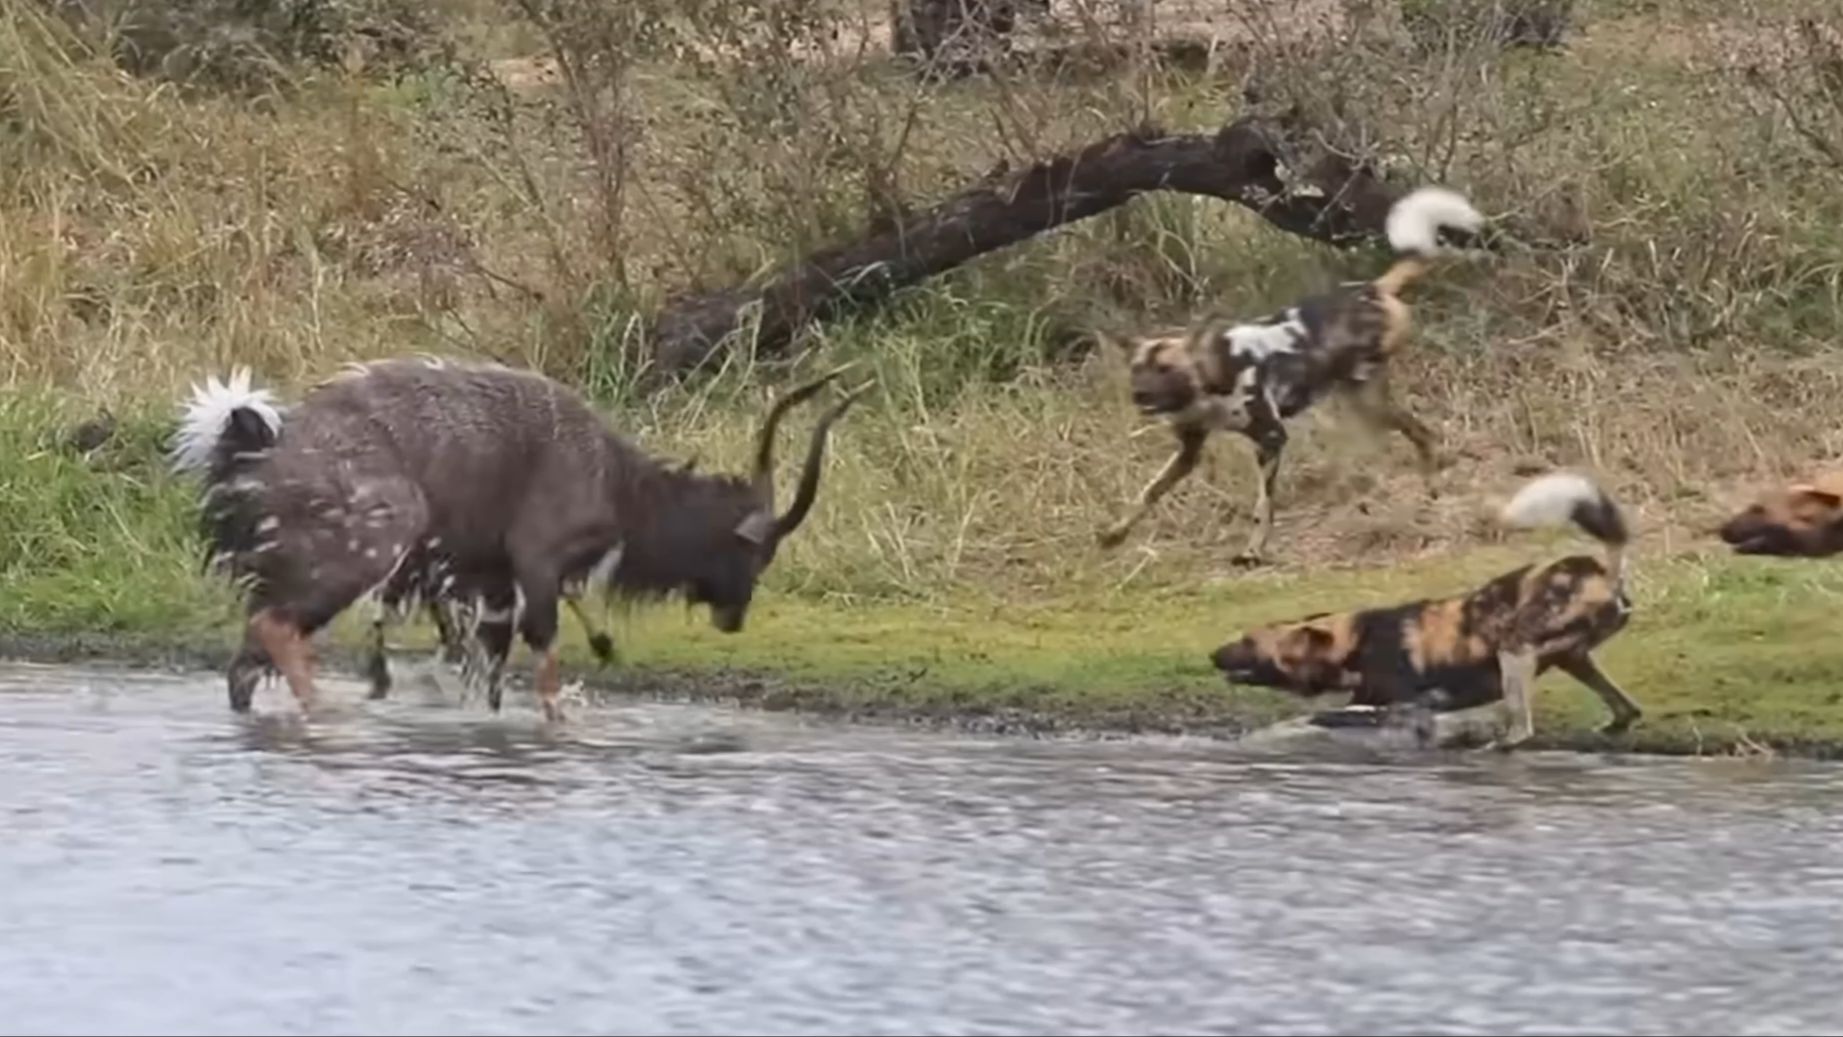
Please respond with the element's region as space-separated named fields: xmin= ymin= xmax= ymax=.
xmin=1717 ymin=471 xmax=1843 ymax=558
xmin=1098 ymin=185 xmax=1487 ymax=564
xmin=171 ymin=359 xmax=870 ymax=721
xmin=1210 ymin=471 xmax=1644 ymax=750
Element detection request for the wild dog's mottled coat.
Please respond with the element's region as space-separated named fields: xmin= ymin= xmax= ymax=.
xmin=1211 ymin=471 xmax=1642 ymax=749
xmin=1099 ymin=186 xmax=1486 ymax=563
xmin=1718 ymin=471 xmax=1843 ymax=558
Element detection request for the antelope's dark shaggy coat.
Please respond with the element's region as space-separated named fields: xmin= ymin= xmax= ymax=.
xmin=1098 ymin=186 xmax=1487 ymax=564
xmin=172 ymin=358 xmax=868 ymax=720
xmin=1210 ymin=471 xmax=1643 ymax=749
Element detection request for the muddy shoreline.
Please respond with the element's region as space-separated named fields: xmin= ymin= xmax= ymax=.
xmin=3 ymin=630 xmax=1836 ymax=761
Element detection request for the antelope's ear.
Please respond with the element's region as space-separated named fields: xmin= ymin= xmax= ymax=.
xmin=734 ymin=509 xmax=774 ymax=546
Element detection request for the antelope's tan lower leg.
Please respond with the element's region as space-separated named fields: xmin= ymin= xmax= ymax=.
xmin=1099 ymin=428 xmax=1206 ymax=548
xmin=250 ymin=610 xmax=318 ymax=713
xmin=533 ymin=645 xmax=563 ymax=724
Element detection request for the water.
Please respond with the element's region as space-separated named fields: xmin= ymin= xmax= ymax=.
xmin=4 ymin=659 xmax=1843 ymax=1036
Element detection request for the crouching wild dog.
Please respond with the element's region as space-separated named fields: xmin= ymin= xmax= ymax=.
xmin=171 ymin=360 xmax=870 ymax=721
xmin=1098 ymin=186 xmax=1487 ymax=564
xmin=1210 ymin=471 xmax=1643 ymax=749
xmin=1717 ymin=471 xmax=1843 ymax=558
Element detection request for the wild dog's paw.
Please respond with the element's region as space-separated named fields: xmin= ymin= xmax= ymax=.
xmin=1598 ymin=714 xmax=1638 ymax=737
xmin=1096 ymin=525 xmax=1130 ymax=549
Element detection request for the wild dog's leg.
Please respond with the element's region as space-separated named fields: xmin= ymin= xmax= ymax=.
xmin=1099 ymin=426 xmax=1207 ymax=549
xmin=473 ymin=587 xmax=518 ymax=713
xmin=1347 ymin=370 xmax=1441 ymax=475
xmin=1233 ymin=419 xmax=1287 ymax=567
xmin=430 ymin=598 xmax=466 ymax=666
xmin=227 ymin=627 xmax=270 ymax=714
xmin=249 ymin=608 xmax=318 ymax=714
xmin=1487 ymin=648 xmax=1539 ymax=750
xmin=364 ymin=602 xmax=393 ymax=700
xmin=1555 ymin=652 xmax=1643 ymax=735
xmin=567 ymin=594 xmax=617 ymax=666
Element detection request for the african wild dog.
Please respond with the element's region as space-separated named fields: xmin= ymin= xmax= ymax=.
xmin=1717 ymin=471 xmax=1843 ymax=558
xmin=360 ymin=539 xmax=621 ymax=709
xmin=1210 ymin=470 xmax=1643 ymax=750
xmin=1098 ymin=186 xmax=1487 ymax=564
xmin=171 ymin=359 xmax=870 ymax=721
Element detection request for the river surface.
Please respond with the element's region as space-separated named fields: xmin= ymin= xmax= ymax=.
xmin=4 ymin=660 xmax=1843 ymax=1036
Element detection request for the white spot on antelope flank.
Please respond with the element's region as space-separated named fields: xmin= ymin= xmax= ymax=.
xmin=365 ymin=547 xmax=379 ymax=560
xmin=256 ymin=516 xmax=279 ymax=533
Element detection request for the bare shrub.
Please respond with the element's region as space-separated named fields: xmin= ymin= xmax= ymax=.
xmin=45 ymin=0 xmax=443 ymax=91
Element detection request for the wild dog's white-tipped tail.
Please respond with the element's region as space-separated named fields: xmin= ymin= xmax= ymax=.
xmin=170 ymin=367 xmax=284 ymax=475
xmin=1385 ymin=186 xmax=1485 ymax=258
xmin=1501 ymin=470 xmax=1631 ymax=581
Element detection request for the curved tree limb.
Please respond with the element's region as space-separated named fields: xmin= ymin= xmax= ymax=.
xmin=647 ymin=113 xmax=1406 ymax=379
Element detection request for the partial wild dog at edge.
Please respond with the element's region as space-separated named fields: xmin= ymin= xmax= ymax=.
xmin=170 ymin=360 xmax=870 ymax=721
xmin=1097 ymin=185 xmax=1487 ymax=564
xmin=1210 ymin=471 xmax=1643 ymax=750
xmin=1717 ymin=470 xmax=1843 ymax=558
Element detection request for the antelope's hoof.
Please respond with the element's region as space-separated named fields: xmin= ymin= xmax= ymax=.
xmin=588 ymin=633 xmax=617 ymax=666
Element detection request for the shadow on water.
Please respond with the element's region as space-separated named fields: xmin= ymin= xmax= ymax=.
xmin=4 ymin=659 xmax=1843 ymax=1036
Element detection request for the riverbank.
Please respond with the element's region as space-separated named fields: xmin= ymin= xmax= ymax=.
xmin=6 ymin=510 xmax=1842 ymax=758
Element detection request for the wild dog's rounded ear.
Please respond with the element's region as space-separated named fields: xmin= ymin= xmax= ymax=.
xmin=1093 ymin=330 xmax=1136 ymax=357
xmin=734 ymin=509 xmax=774 ymax=546
xmin=1792 ymin=485 xmax=1843 ymax=510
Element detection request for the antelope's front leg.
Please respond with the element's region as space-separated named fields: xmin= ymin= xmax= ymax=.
xmin=1233 ymin=423 xmax=1287 ymax=567
xmin=514 ymin=578 xmax=565 ymax=724
xmin=249 ymin=608 xmax=319 ymax=715
xmin=1099 ymin=427 xmax=1206 ymax=549
xmin=567 ymin=595 xmax=618 ymax=666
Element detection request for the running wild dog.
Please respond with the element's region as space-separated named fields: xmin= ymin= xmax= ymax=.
xmin=1717 ymin=471 xmax=1843 ymax=558
xmin=1210 ymin=471 xmax=1643 ymax=749
xmin=171 ymin=359 xmax=870 ymax=721
xmin=1098 ymin=186 xmax=1487 ymax=563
